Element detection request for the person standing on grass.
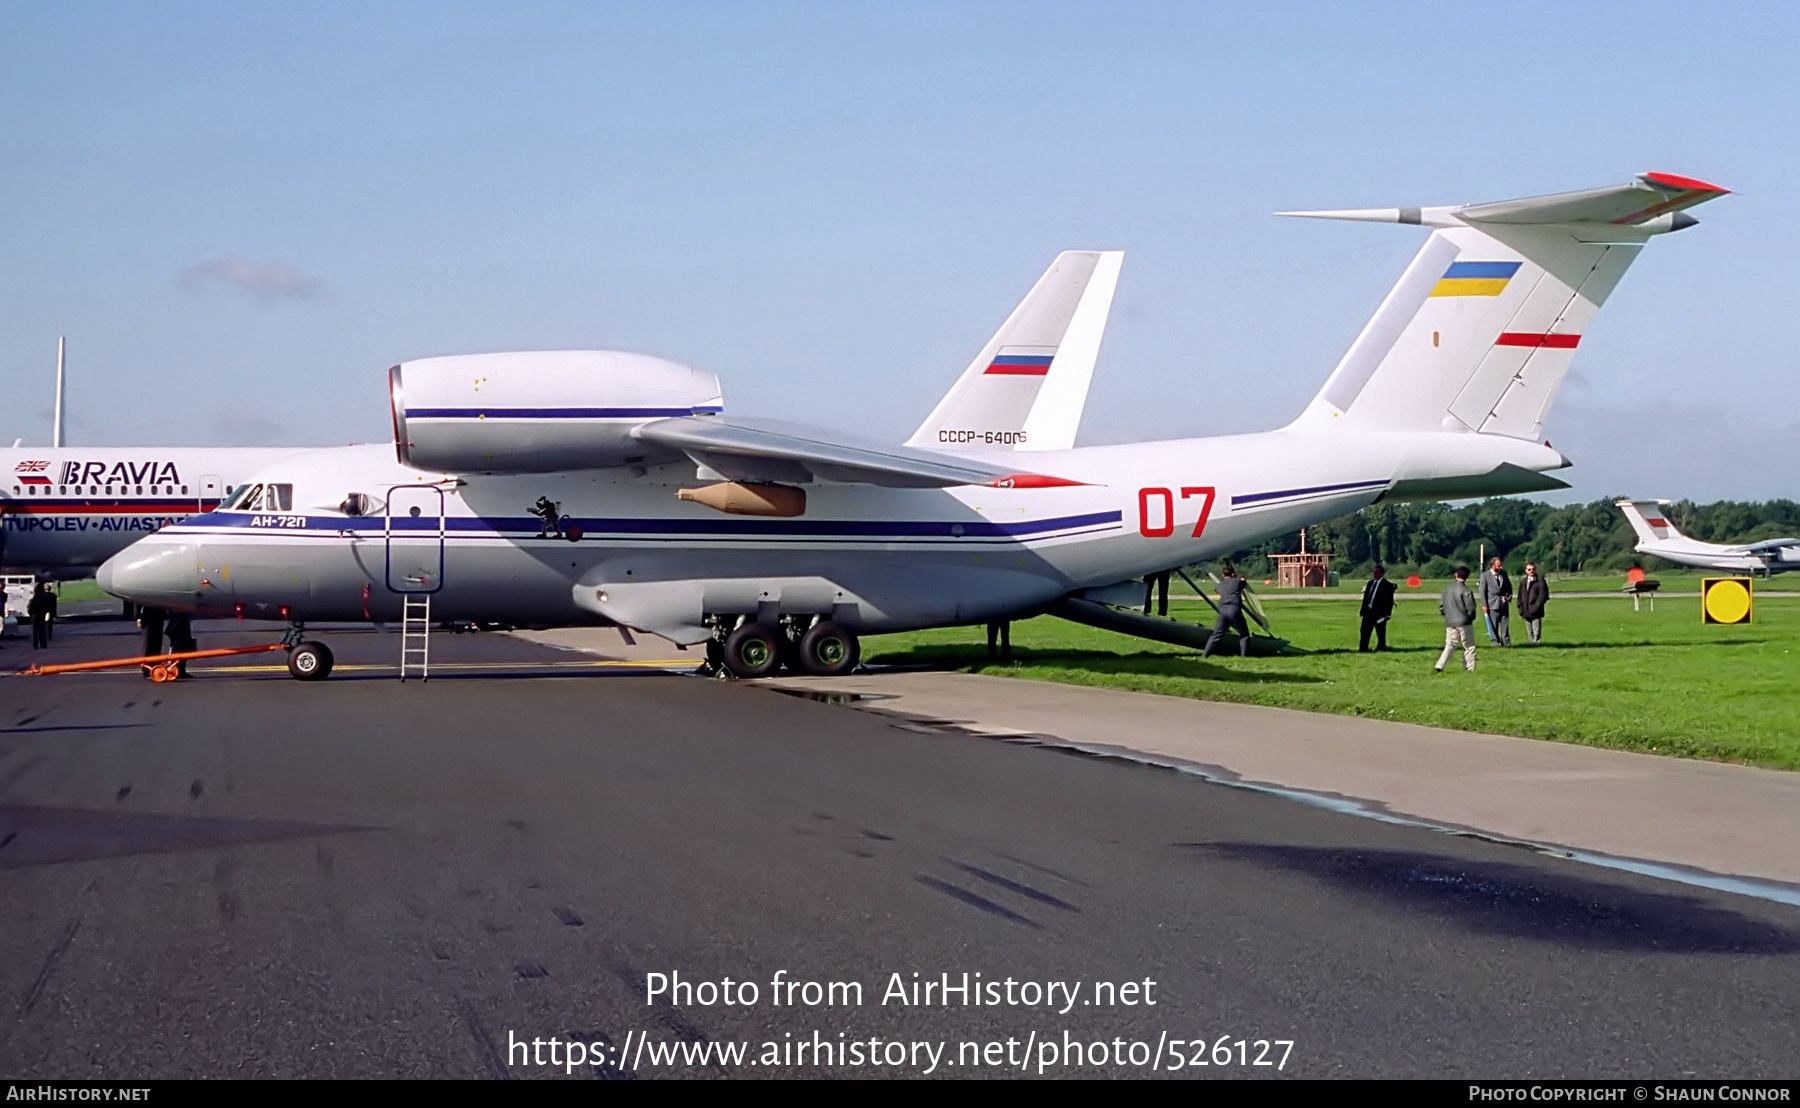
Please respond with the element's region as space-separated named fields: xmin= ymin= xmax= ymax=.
xmin=1435 ymin=566 xmax=1477 ymax=673
xmin=1518 ymin=562 xmax=1550 ymax=644
xmin=1201 ymin=563 xmax=1252 ymax=659
xmin=1358 ymin=563 xmax=1397 ymax=652
xmin=1481 ymin=556 xmax=1512 ymax=647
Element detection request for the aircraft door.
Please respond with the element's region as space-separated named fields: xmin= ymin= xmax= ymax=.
xmin=199 ymin=474 xmax=221 ymax=511
xmin=385 ymin=485 xmax=446 ymax=594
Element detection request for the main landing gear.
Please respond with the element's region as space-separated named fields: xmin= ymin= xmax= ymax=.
xmin=706 ymin=616 xmax=861 ymax=680
xmin=281 ymin=623 xmax=335 ymax=681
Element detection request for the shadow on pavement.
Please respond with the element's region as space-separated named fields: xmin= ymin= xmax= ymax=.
xmin=1187 ymin=842 xmax=1800 ymax=954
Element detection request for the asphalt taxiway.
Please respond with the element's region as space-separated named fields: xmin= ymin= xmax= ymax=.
xmin=2 ymin=612 xmax=1797 ymax=1078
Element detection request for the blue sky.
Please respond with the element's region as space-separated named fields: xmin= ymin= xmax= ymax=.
xmin=3 ymin=2 xmax=1796 ymax=502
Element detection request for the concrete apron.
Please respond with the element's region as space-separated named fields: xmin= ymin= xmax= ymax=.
xmin=511 ymin=628 xmax=1800 ymax=897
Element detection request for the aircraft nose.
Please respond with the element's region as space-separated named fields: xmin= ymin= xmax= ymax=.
xmin=98 ymin=539 xmax=201 ymax=609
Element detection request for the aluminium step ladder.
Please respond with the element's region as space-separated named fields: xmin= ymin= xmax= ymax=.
xmin=400 ymin=594 xmax=431 ymax=681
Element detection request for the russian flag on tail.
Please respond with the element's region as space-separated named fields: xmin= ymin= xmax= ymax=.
xmin=983 ymin=352 xmax=1055 ymax=376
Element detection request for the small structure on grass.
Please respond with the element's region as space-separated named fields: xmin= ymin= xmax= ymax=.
xmin=1271 ymin=528 xmax=1331 ymax=589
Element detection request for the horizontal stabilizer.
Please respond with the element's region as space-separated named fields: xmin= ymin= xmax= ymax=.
xmin=1280 ymin=172 xmax=1727 ymax=231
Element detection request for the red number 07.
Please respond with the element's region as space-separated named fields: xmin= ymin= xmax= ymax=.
xmin=1137 ymin=486 xmax=1216 ymax=538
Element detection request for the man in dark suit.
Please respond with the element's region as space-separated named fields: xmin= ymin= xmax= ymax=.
xmin=1359 ymin=563 xmax=1397 ymax=652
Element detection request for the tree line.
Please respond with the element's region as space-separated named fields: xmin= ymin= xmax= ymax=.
xmin=1225 ymin=497 xmax=1800 ymax=579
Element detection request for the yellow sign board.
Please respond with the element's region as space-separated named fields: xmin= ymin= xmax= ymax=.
xmin=1701 ymin=577 xmax=1753 ymax=625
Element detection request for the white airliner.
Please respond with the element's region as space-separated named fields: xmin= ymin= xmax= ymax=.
xmin=1617 ymin=499 xmax=1800 ymax=576
xmin=0 ymin=450 xmax=311 ymax=580
xmin=97 ymin=173 xmax=1728 ymax=680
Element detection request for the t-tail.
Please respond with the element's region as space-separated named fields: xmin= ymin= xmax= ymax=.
xmin=1285 ymin=173 xmax=1728 ymax=443
xmin=1617 ymin=498 xmax=1684 ymax=546
xmin=907 ymin=250 xmax=1123 ymax=454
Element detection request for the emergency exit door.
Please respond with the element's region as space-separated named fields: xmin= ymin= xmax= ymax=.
xmin=385 ymin=485 xmax=445 ymax=593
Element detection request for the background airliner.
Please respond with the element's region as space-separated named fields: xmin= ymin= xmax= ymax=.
xmin=1 ymin=448 xmax=312 ymax=580
xmin=97 ymin=173 xmax=1728 ymax=680
xmin=1617 ymin=499 xmax=1800 ymax=576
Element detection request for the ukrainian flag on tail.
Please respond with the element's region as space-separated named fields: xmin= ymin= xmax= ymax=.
xmin=1429 ymin=260 xmax=1521 ymax=297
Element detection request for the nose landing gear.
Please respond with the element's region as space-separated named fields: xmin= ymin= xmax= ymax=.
xmin=281 ymin=622 xmax=335 ymax=681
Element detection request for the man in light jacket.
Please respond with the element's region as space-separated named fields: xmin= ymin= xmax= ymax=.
xmin=1435 ymin=566 xmax=1477 ymax=673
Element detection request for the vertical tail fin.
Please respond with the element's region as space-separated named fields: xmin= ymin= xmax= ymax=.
xmin=907 ymin=250 xmax=1122 ymax=453
xmin=1285 ymin=173 xmax=1727 ymax=440
xmin=1617 ymin=499 xmax=1682 ymax=545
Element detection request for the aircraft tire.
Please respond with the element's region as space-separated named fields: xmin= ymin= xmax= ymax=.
xmin=796 ymin=621 xmax=860 ymax=677
xmin=721 ymin=623 xmax=782 ymax=679
xmin=287 ymin=641 xmax=334 ymax=681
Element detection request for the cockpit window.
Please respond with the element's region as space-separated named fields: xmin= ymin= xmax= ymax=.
xmin=220 ymin=484 xmax=261 ymax=511
xmin=219 ymin=482 xmax=294 ymax=512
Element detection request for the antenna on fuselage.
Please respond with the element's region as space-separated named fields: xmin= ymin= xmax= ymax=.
xmin=52 ymin=336 xmax=67 ymax=448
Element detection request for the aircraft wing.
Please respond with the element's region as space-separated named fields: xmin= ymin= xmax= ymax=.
xmin=632 ymin=416 xmax=1085 ymax=489
xmin=1727 ymin=537 xmax=1800 ymax=554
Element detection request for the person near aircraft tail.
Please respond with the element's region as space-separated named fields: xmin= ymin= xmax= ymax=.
xmin=1435 ymin=567 xmax=1477 ymax=673
xmin=1358 ymin=563 xmax=1396 ymax=652
xmin=1481 ymin=557 xmax=1512 ymax=647
xmin=1518 ymin=562 xmax=1550 ymax=645
xmin=28 ymin=584 xmax=53 ymax=649
xmin=1201 ymin=563 xmax=1252 ymax=659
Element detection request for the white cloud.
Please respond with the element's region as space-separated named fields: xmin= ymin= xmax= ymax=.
xmin=179 ymin=256 xmax=322 ymax=305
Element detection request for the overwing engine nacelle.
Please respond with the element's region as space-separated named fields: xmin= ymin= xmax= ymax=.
xmin=390 ymin=351 xmax=725 ymax=474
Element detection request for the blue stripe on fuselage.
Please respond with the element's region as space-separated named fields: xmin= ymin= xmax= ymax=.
xmin=406 ymin=406 xmax=724 ymax=419
xmin=1231 ymin=479 xmax=1388 ymax=507
xmin=167 ymin=509 xmax=1125 ymax=541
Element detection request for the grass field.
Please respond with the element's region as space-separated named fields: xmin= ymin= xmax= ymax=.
xmin=866 ymin=592 xmax=1800 ymax=771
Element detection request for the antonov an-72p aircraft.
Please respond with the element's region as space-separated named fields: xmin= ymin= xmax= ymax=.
xmin=99 ymin=173 xmax=1728 ymax=680
xmin=1617 ymin=499 xmax=1800 ymax=576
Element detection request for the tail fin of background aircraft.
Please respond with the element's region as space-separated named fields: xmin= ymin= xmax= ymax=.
xmin=907 ymin=250 xmax=1122 ymax=454
xmin=1617 ymin=498 xmax=1682 ymax=546
xmin=1285 ymin=173 xmax=1728 ymax=441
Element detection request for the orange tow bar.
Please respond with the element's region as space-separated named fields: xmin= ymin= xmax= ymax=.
xmin=19 ymin=643 xmax=288 ymax=682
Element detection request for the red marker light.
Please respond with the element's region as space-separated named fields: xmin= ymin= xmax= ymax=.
xmin=1627 ymin=567 xmax=1646 ymax=584
xmin=1406 ymin=575 xmax=1423 ymax=588
xmin=989 ymin=473 xmax=1090 ymax=489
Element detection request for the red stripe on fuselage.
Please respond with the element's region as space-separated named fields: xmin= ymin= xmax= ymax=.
xmin=984 ymin=363 xmax=1052 ymax=376
xmin=1495 ymin=332 xmax=1581 ymax=349
xmin=3 ymin=502 xmax=217 ymax=515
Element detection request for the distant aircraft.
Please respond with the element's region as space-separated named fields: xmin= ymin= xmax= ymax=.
xmin=98 ymin=173 xmax=1729 ymax=680
xmin=1616 ymin=499 xmax=1800 ymax=576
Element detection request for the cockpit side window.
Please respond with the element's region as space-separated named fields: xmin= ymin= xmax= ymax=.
xmin=220 ymin=482 xmax=294 ymax=512
xmin=221 ymin=484 xmax=262 ymax=511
